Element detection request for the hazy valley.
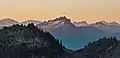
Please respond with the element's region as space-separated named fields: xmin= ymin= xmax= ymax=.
xmin=1 ymin=17 xmax=120 ymax=50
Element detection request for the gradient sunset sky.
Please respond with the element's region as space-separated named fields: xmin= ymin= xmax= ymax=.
xmin=0 ymin=0 xmax=120 ymax=23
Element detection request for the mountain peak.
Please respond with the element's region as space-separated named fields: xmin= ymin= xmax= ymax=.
xmin=95 ymin=21 xmax=108 ymax=25
xmin=110 ymin=21 xmax=119 ymax=24
xmin=21 ymin=20 xmax=41 ymax=25
xmin=0 ymin=18 xmax=18 ymax=23
xmin=53 ymin=16 xmax=71 ymax=24
xmin=22 ymin=20 xmax=41 ymax=22
xmin=73 ymin=21 xmax=88 ymax=27
xmin=0 ymin=18 xmax=18 ymax=27
xmin=36 ymin=16 xmax=74 ymax=31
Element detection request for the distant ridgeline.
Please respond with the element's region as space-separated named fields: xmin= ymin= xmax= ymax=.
xmin=0 ymin=23 xmax=120 ymax=58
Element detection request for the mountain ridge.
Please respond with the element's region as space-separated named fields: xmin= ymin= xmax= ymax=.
xmin=0 ymin=24 xmax=120 ymax=58
xmin=0 ymin=17 xmax=120 ymax=49
xmin=0 ymin=17 xmax=120 ymax=28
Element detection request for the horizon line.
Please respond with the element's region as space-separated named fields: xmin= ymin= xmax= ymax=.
xmin=0 ymin=16 xmax=119 ymax=24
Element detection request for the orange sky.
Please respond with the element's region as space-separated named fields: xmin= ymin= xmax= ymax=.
xmin=0 ymin=0 xmax=120 ymax=23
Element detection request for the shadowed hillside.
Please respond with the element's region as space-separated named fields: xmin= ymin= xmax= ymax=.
xmin=0 ymin=23 xmax=64 ymax=58
xmin=74 ymin=37 xmax=119 ymax=58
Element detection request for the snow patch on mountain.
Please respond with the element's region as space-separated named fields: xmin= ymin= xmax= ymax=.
xmin=0 ymin=18 xmax=18 ymax=27
xmin=20 ymin=20 xmax=41 ymax=26
xmin=73 ymin=21 xmax=89 ymax=27
xmin=36 ymin=16 xmax=72 ymax=30
xmin=91 ymin=21 xmax=120 ymax=33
